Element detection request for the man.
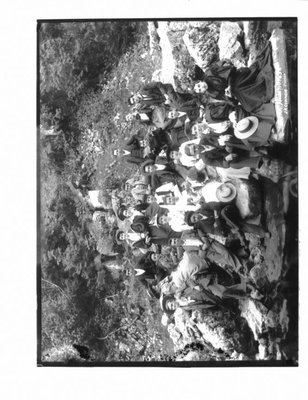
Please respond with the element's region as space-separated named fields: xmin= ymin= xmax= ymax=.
xmin=180 ymin=138 xmax=262 ymax=170
xmin=130 ymin=214 xmax=182 ymax=246
xmin=160 ymin=291 xmax=222 ymax=316
xmin=115 ymin=229 xmax=151 ymax=250
xmin=157 ymin=212 xmax=193 ymax=233
xmin=140 ymin=158 xmax=185 ymax=191
xmin=128 ymin=81 xmax=195 ymax=111
xmin=113 ymin=133 xmax=153 ymax=165
xmin=168 ymin=251 xmax=247 ymax=300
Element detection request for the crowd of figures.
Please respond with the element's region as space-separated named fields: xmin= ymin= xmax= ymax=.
xmin=104 ymin=37 xmax=292 ymax=359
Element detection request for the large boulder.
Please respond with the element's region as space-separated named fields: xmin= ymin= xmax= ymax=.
xmin=183 ymin=22 xmax=220 ymax=70
xmin=218 ymin=22 xmax=247 ymax=67
xmin=239 ymin=298 xmax=289 ymax=360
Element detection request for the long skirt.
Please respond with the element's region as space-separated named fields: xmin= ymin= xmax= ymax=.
xmin=231 ymin=42 xmax=275 ymax=113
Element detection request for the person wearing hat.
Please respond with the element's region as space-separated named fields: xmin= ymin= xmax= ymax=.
xmin=140 ymin=157 xmax=185 ymax=191
xmin=130 ymin=214 xmax=182 ymax=246
xmin=136 ymin=251 xmax=169 ymax=283
xmin=184 ymin=207 xmax=228 ymax=238
xmin=170 ymin=250 xmax=250 ymax=303
xmin=128 ymin=81 xmax=194 ymax=111
xmin=190 ymin=42 xmax=274 ymax=114
xmin=117 ymin=205 xmax=143 ymax=223
xmin=113 ymin=132 xmax=154 ymax=165
xmin=160 ymin=291 xmax=222 ymax=316
xmin=234 ymin=114 xmax=274 ymax=151
xmin=115 ymin=229 xmax=151 ymax=250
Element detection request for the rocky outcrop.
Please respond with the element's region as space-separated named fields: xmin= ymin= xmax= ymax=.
xmin=183 ymin=22 xmax=220 ymax=70
xmin=218 ymin=22 xmax=247 ymax=68
xmin=239 ymin=298 xmax=289 ymax=360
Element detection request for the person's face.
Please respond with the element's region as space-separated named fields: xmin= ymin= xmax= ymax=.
xmin=150 ymin=253 xmax=159 ymax=262
xmin=166 ymin=299 xmax=177 ymax=311
xmin=170 ymin=238 xmax=182 ymax=246
xmin=158 ymin=215 xmax=169 ymax=225
xmin=194 ymin=81 xmax=208 ymax=94
xmin=190 ymin=213 xmax=202 ymax=224
xmin=126 ymin=114 xmax=135 ymax=122
xmin=123 ymin=209 xmax=132 ymax=218
xmin=170 ymin=150 xmax=179 ymax=160
xmin=145 ymin=165 xmax=155 ymax=173
xmin=119 ymin=233 xmax=128 ymax=241
xmin=165 ymin=196 xmax=175 ymax=205
xmin=146 ymin=195 xmax=155 ymax=203
xmin=192 ymin=123 xmax=209 ymax=136
xmin=168 ymin=110 xmax=179 ymax=119
xmin=130 ymin=94 xmax=141 ymax=105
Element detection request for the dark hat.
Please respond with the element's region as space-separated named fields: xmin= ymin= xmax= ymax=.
xmin=140 ymin=158 xmax=155 ymax=174
xmin=115 ymin=229 xmax=126 ymax=245
xmin=117 ymin=205 xmax=127 ymax=221
xmin=184 ymin=211 xmax=195 ymax=226
xmin=159 ymin=294 xmax=176 ymax=315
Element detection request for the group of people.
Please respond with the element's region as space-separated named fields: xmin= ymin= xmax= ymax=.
xmin=112 ymin=40 xmax=287 ymax=322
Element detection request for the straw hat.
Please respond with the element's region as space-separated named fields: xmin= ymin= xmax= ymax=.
xmin=216 ymin=182 xmax=237 ymax=203
xmin=234 ymin=116 xmax=259 ymax=139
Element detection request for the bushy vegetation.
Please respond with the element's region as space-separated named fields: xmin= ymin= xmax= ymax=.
xmin=39 ymin=21 xmax=175 ymax=362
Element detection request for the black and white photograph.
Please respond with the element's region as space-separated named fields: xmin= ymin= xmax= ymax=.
xmin=38 ymin=18 xmax=298 ymax=366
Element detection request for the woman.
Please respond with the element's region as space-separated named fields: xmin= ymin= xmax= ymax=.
xmin=192 ymin=42 xmax=274 ymax=113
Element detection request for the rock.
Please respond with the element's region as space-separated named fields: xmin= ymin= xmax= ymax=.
xmin=183 ymin=22 xmax=220 ymax=70
xmin=233 ymin=178 xmax=262 ymax=219
xmin=249 ymin=263 xmax=269 ymax=287
xmin=218 ymin=22 xmax=247 ymax=67
xmin=168 ymin=21 xmax=189 ymax=32
xmin=147 ymin=21 xmax=161 ymax=56
xmin=269 ymin=28 xmax=291 ymax=143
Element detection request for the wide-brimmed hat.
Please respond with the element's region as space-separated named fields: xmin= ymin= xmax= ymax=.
xmin=117 ymin=205 xmax=127 ymax=221
xmin=234 ymin=116 xmax=259 ymax=139
xmin=184 ymin=210 xmax=195 ymax=226
xmin=115 ymin=229 xmax=125 ymax=245
xmin=216 ymin=182 xmax=237 ymax=203
xmin=159 ymin=294 xmax=176 ymax=315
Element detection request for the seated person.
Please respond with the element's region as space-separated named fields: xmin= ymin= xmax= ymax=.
xmin=117 ymin=205 xmax=143 ymax=222
xmin=115 ymin=229 xmax=151 ymax=250
xmin=140 ymin=157 xmax=186 ymax=191
xmin=154 ymin=182 xmax=200 ymax=211
xmin=128 ymin=81 xmax=193 ymax=110
xmin=113 ymin=132 xmax=154 ymax=165
xmin=130 ymin=214 xmax=182 ymax=246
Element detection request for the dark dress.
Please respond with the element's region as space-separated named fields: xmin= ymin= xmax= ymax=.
xmin=196 ymin=42 xmax=274 ymax=113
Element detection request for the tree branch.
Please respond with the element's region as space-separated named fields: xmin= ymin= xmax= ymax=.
xmin=41 ymin=278 xmax=71 ymax=301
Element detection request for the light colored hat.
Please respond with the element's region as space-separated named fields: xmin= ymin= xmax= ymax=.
xmin=235 ymin=116 xmax=259 ymax=139
xmin=216 ymin=182 xmax=237 ymax=203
